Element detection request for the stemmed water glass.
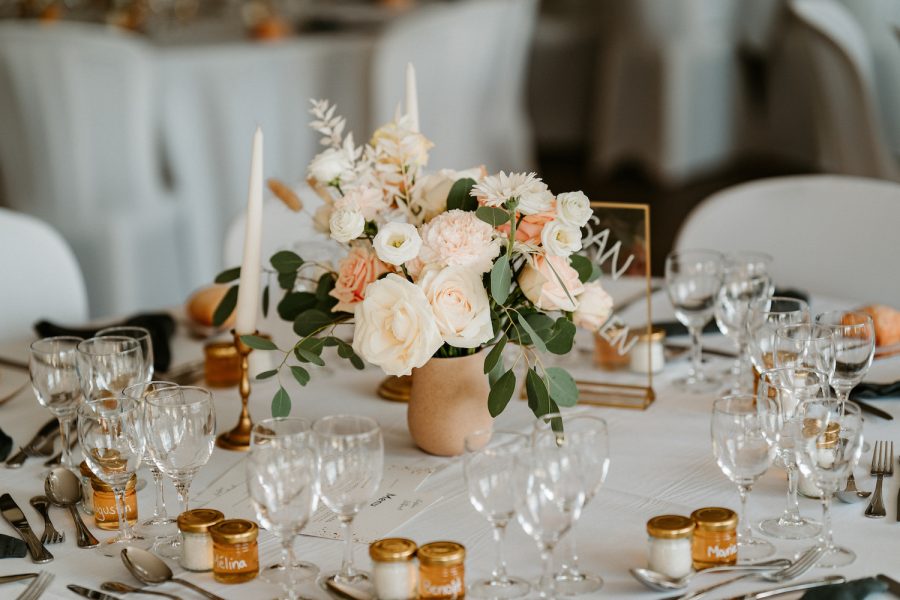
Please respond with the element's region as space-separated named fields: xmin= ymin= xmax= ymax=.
xmin=711 ymin=395 xmax=776 ymax=561
xmin=248 ymin=418 xmax=319 ymax=600
xmin=714 ymin=252 xmax=773 ymax=393
xmin=747 ymin=296 xmax=810 ymax=377
xmin=313 ymin=415 xmax=383 ymax=590
xmin=97 ymin=326 xmax=154 ymax=383
xmin=75 ymin=336 xmax=144 ymax=401
xmin=532 ymin=413 xmax=610 ymax=595
xmin=463 ymin=430 xmax=530 ymax=599
xmin=814 ymin=311 xmax=876 ymax=402
xmin=143 ymin=386 xmax=216 ymax=558
xmin=665 ymin=249 xmax=724 ymax=392
xmin=793 ymin=399 xmax=864 ymax=568
xmin=773 ymin=324 xmax=836 ymax=376
xmin=77 ymin=396 xmax=148 ymax=556
xmin=29 ymin=336 xmax=83 ymax=472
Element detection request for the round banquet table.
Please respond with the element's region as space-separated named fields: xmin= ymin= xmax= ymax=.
xmin=0 ymin=291 xmax=897 ymax=599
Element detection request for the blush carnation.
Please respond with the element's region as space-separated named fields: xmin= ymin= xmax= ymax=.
xmin=418 ymin=209 xmax=501 ymax=274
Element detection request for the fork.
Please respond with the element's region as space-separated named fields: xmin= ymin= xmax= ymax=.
xmin=21 ymin=436 xmax=57 ymax=459
xmin=865 ymin=440 xmax=893 ymax=518
xmin=15 ymin=570 xmax=53 ymax=600
xmin=28 ymin=497 xmax=64 ymax=545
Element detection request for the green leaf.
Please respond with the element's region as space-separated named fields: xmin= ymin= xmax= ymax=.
xmin=278 ymin=271 xmax=297 ymax=290
xmin=488 ymin=353 xmax=505 ymax=387
xmin=483 ymin=334 xmax=507 ymax=374
xmin=289 ymin=366 xmax=310 ymax=386
xmin=488 ymin=369 xmax=516 ymax=417
xmin=278 ymin=292 xmax=318 ymax=321
xmin=322 ymin=336 xmax=340 ymax=347
xmin=517 ymin=314 xmax=548 ymax=353
xmin=240 ymin=335 xmax=277 ymax=351
xmin=546 ymin=367 xmax=578 ymax=407
xmin=525 ymin=368 xmax=551 ymax=416
xmin=446 ymin=177 xmax=478 ymax=212
xmin=262 ymin=285 xmax=269 ymax=318
xmin=256 ymin=369 xmax=278 ymax=380
xmin=490 ymin=255 xmax=512 ymax=304
xmin=545 ymin=318 xmax=577 ymax=355
xmin=569 ymin=254 xmax=600 ymax=283
xmin=525 ymin=312 xmax=555 ymax=333
xmin=271 ymin=387 xmax=291 ymax=417
xmin=475 ymin=206 xmax=510 ymax=227
xmin=212 ymin=285 xmax=238 ymax=327
xmin=545 ymin=256 xmax=577 ymax=308
xmin=293 ymin=309 xmax=333 ymax=336
xmin=294 ymin=337 xmax=326 ymax=366
xmin=349 ymin=354 xmax=365 ymax=370
xmin=316 ymin=273 xmax=337 ymax=302
xmin=335 ymin=340 xmax=365 ymax=369
xmin=270 ymin=250 xmax=304 ymax=274
xmin=214 ymin=266 xmax=241 ymax=284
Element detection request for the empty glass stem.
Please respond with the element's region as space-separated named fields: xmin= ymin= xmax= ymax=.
xmin=150 ymin=467 xmax=167 ymax=520
xmin=339 ymin=515 xmax=356 ymax=581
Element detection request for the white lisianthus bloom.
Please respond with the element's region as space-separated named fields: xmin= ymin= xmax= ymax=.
xmin=308 ymin=147 xmax=353 ymax=184
xmin=418 ymin=265 xmax=493 ymax=348
xmin=541 ymin=221 xmax=583 ymax=257
xmin=352 ymin=274 xmax=444 ymax=376
xmin=471 ymin=171 xmax=554 ymax=215
xmin=573 ymin=282 xmax=614 ymax=332
xmin=373 ymin=222 xmax=422 ymax=266
xmin=555 ymin=191 xmax=593 ymax=228
xmin=329 ymin=207 xmax=365 ymax=243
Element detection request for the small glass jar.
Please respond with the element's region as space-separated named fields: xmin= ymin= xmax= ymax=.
xmin=370 ymin=538 xmax=418 ymax=600
xmin=204 ymin=341 xmax=241 ymax=388
xmin=799 ymin=421 xmax=839 ymax=499
xmin=647 ymin=515 xmax=694 ymax=579
xmin=594 ymin=326 xmax=631 ymax=370
xmin=210 ymin=519 xmax=259 ymax=583
xmin=691 ymin=507 xmax=738 ymax=569
xmin=78 ymin=460 xmax=94 ymax=515
xmin=178 ymin=509 xmax=224 ymax=572
xmin=91 ymin=474 xmax=137 ymax=530
xmin=418 ymin=541 xmax=465 ymax=599
xmin=630 ymin=327 xmax=666 ymax=374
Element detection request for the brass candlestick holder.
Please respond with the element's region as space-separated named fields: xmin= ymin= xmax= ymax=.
xmin=215 ymin=330 xmax=256 ymax=451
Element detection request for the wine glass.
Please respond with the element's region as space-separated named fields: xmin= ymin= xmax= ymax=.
xmin=313 ymin=415 xmax=383 ymax=590
xmin=532 ymin=413 xmax=610 ymax=595
xmin=75 ymin=336 xmax=144 ymax=401
xmin=746 ymin=296 xmax=810 ymax=377
xmin=29 ymin=336 xmax=83 ymax=472
xmin=515 ymin=445 xmax=586 ymax=599
xmin=711 ymin=395 xmax=776 ymax=561
xmin=814 ymin=311 xmax=876 ymax=402
xmin=793 ymin=399 xmax=863 ymax=568
xmin=773 ymin=324 xmax=836 ymax=376
xmin=77 ymin=396 xmax=148 ymax=556
xmin=143 ymin=386 xmax=216 ymax=558
xmin=97 ymin=326 xmax=154 ymax=383
xmin=714 ymin=252 xmax=773 ymax=393
xmin=463 ymin=429 xmax=530 ymax=599
xmin=757 ymin=367 xmax=830 ymax=539
xmin=665 ymin=249 xmax=724 ymax=392
xmin=248 ymin=418 xmax=319 ymax=600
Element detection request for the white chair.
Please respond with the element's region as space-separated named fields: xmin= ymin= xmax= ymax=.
xmin=674 ymin=175 xmax=900 ymax=306
xmin=0 ymin=208 xmax=88 ymax=340
xmin=371 ymin=0 xmax=538 ymax=172
xmin=788 ymin=0 xmax=900 ymax=181
xmin=0 ymin=22 xmax=187 ymax=317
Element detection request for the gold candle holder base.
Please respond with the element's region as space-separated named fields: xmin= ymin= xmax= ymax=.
xmin=377 ymin=375 xmax=411 ymax=402
xmin=216 ymin=330 xmax=256 ymax=451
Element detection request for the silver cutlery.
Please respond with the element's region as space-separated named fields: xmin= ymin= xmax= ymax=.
xmin=44 ymin=468 xmax=100 ymax=548
xmin=723 ymin=575 xmax=846 ymax=599
xmin=28 ymin=497 xmax=63 ymax=545
xmin=630 ymin=559 xmax=792 ymax=591
xmin=67 ymin=584 xmax=118 ymax=600
xmin=4 ymin=420 xmax=58 ymax=469
xmin=15 ymin=570 xmax=53 ymax=600
xmin=102 ymin=581 xmax=184 ymax=599
xmin=0 ymin=494 xmax=52 ymax=563
xmin=42 ymin=436 xmax=78 ymax=467
xmin=835 ymin=472 xmax=872 ymax=503
xmin=0 ymin=573 xmax=38 ymax=585
xmin=865 ymin=440 xmax=893 ymax=518
xmin=122 ymin=547 xmax=227 ymax=600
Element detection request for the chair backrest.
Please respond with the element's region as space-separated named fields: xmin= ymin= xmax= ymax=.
xmin=788 ymin=0 xmax=899 ymax=181
xmin=371 ymin=0 xmax=538 ymax=172
xmin=0 ymin=208 xmax=88 ymax=340
xmin=674 ymin=175 xmax=900 ymax=306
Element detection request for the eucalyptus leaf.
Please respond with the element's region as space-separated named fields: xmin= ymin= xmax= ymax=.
xmin=212 ymin=285 xmax=238 ymax=327
xmin=240 ymin=335 xmax=277 ymax=351
xmin=255 ymin=369 xmax=278 ymax=380
xmin=293 ymin=309 xmax=333 ymax=336
xmin=278 ymin=271 xmax=297 ymax=290
xmin=483 ymin=334 xmax=507 ymax=374
xmin=545 ymin=319 xmax=577 ymax=355
xmin=488 ymin=353 xmax=505 ymax=387
xmin=476 ymin=206 xmax=510 ymax=227
xmin=569 ymin=254 xmax=600 ymax=283
xmin=446 ymin=177 xmax=478 ymax=212
xmin=262 ymin=285 xmax=270 ymax=318
xmin=214 ymin=266 xmax=241 ymax=284
xmin=270 ymin=250 xmax=304 ymax=274
xmin=316 ymin=273 xmax=337 ymax=302
xmin=490 ymin=255 xmax=511 ymax=304
xmin=290 ymin=366 xmax=310 ymax=386
xmin=349 ymin=353 xmax=365 ymax=370
xmin=525 ymin=368 xmax=550 ymax=416
xmin=272 ymin=387 xmax=291 ymax=417
xmin=546 ymin=367 xmax=578 ymax=407
xmin=278 ymin=292 xmax=317 ymax=321
xmin=488 ymin=369 xmax=516 ymax=417
xmin=517 ymin=315 xmax=548 ymax=353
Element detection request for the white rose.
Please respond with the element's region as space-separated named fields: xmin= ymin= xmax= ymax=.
xmin=308 ymin=147 xmax=353 ymax=184
xmin=541 ymin=221 xmax=583 ymax=257
xmin=373 ymin=222 xmax=422 ymax=266
xmin=352 ymin=274 xmax=444 ymax=376
xmin=329 ymin=207 xmax=365 ymax=243
xmin=517 ymin=185 xmax=554 ymax=216
xmin=412 ymin=167 xmax=483 ymax=224
xmin=555 ymin=191 xmax=592 ymax=228
xmin=573 ymin=282 xmax=614 ymax=332
xmin=418 ymin=265 xmax=493 ymax=348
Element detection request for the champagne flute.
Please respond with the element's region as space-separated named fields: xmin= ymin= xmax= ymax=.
xmin=248 ymin=418 xmax=319 ymax=600
xmin=665 ymin=249 xmax=724 ymax=392
xmin=747 ymin=296 xmax=810 ymax=377
xmin=29 ymin=336 xmax=83 ymax=472
xmin=773 ymin=324 xmax=836 ymax=376
xmin=97 ymin=326 xmax=154 ymax=383
xmin=814 ymin=311 xmax=876 ymax=402
xmin=75 ymin=336 xmax=144 ymax=401
xmin=314 ymin=415 xmax=383 ymax=590
xmin=712 ymin=395 xmax=776 ymax=561
xmin=77 ymin=396 xmax=148 ymax=556
xmin=463 ymin=430 xmax=530 ymax=599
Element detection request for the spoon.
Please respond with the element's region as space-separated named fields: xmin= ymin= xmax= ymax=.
xmin=122 ymin=547 xmax=227 ymax=600
xmin=630 ymin=558 xmax=792 ymax=591
xmin=102 ymin=581 xmax=184 ymax=599
xmin=836 ymin=472 xmax=872 ymax=503
xmin=44 ymin=467 xmax=100 ymax=549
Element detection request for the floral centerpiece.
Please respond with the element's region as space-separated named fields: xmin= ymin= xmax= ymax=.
xmin=214 ymin=99 xmax=613 ymax=451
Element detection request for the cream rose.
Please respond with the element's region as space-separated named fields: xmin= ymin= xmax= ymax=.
xmin=329 ymin=207 xmax=365 ymax=243
xmin=308 ymin=147 xmax=353 ymax=184
xmin=352 ymin=274 xmax=444 ymax=376
xmin=418 ymin=265 xmax=493 ymax=348
xmin=373 ymin=222 xmax=422 ymax=266
xmin=573 ymin=281 xmax=614 ymax=332
xmin=419 ymin=209 xmax=501 ymax=274
xmin=518 ymin=255 xmax=585 ymax=312
xmin=412 ymin=167 xmax=484 ymax=224
xmin=335 ymin=185 xmax=388 ymax=221
xmin=518 ymin=185 xmax=555 ymax=216
xmin=329 ymin=245 xmax=389 ymax=313
xmin=541 ymin=221 xmax=583 ymax=257
xmin=555 ymin=191 xmax=592 ymax=228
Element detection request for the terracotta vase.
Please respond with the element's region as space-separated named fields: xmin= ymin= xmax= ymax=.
xmin=407 ymin=350 xmax=493 ymax=456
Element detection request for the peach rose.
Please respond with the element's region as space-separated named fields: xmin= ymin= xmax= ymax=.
xmin=518 ymin=255 xmax=585 ymax=312
xmin=496 ymin=210 xmax=555 ymax=244
xmin=329 ymin=245 xmax=389 ymax=313
xmin=573 ymin=282 xmax=614 ymax=331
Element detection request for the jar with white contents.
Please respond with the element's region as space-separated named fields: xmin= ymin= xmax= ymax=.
xmin=647 ymin=515 xmax=694 ymax=579
xmin=178 ymin=508 xmax=224 ymax=572
xmin=630 ymin=328 xmax=666 ymax=374
xmin=370 ymin=538 xmax=418 ymax=600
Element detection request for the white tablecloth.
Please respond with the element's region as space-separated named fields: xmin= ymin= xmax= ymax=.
xmin=0 ymin=295 xmax=898 ymax=599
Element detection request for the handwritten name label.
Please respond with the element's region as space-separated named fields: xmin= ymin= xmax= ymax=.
xmin=706 ymin=544 xmax=737 ymax=559
xmin=422 ymin=577 xmax=463 ymax=596
xmin=370 ymin=492 xmax=396 ymax=507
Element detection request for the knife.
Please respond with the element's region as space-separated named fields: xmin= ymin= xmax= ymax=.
xmin=0 ymin=494 xmax=52 ymax=563
xmin=67 ymin=584 xmax=119 ymax=600
xmin=4 ymin=418 xmax=59 ymax=469
xmin=853 ymin=399 xmax=894 ymax=421
xmin=0 ymin=356 xmax=28 ymax=371
xmin=878 ymin=574 xmax=900 ymax=597
xmin=724 ymin=575 xmax=846 ymax=599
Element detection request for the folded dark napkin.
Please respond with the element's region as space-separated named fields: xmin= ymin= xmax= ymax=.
xmin=0 ymin=533 xmax=27 ymax=558
xmin=851 ymin=381 xmax=900 ymax=400
xmin=800 ymin=577 xmax=886 ymax=599
xmin=34 ymin=312 xmax=176 ymax=373
xmin=0 ymin=427 xmax=10 ymax=462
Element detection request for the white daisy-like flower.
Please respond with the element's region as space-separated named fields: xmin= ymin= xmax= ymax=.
xmin=471 ymin=172 xmax=554 ymax=215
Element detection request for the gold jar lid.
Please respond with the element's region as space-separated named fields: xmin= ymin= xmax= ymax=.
xmin=210 ymin=519 xmax=258 ymax=544
xmin=369 ymin=538 xmax=417 ymax=562
xmin=89 ymin=448 xmax=127 ymax=473
xmin=90 ymin=473 xmax=136 ymax=493
xmin=691 ymin=507 xmax=738 ymax=531
xmin=647 ymin=515 xmax=694 ymax=539
xmin=417 ymin=541 xmax=465 ymax=566
xmin=178 ymin=509 xmax=225 ymax=534
xmin=637 ymin=327 xmax=666 ymax=342
xmin=205 ymin=340 xmax=238 ymax=358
